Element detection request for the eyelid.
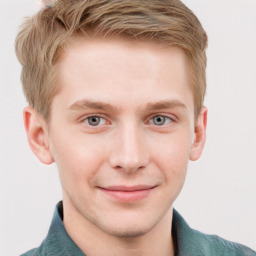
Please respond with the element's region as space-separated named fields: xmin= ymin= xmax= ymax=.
xmin=85 ymin=117 xmax=106 ymax=126
xmin=78 ymin=112 xmax=177 ymax=126
xmin=79 ymin=114 xmax=111 ymax=126
xmin=146 ymin=113 xmax=176 ymax=123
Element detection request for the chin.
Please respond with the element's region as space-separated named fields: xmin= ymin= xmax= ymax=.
xmin=109 ymin=230 xmax=148 ymax=238
xmin=92 ymin=214 xmax=158 ymax=239
xmin=101 ymin=223 xmax=153 ymax=238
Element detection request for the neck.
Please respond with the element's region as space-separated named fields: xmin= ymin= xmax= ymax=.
xmin=63 ymin=200 xmax=175 ymax=256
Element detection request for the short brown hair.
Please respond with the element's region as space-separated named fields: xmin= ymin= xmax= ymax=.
xmin=15 ymin=0 xmax=208 ymax=121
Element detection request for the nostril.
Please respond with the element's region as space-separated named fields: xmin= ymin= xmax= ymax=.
xmin=112 ymin=163 xmax=146 ymax=173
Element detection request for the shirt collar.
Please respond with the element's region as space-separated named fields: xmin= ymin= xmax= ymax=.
xmin=45 ymin=201 xmax=200 ymax=256
xmin=45 ymin=201 xmax=85 ymax=255
xmin=172 ymin=208 xmax=199 ymax=255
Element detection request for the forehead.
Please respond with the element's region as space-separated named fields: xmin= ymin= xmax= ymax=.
xmin=54 ymin=37 xmax=193 ymax=111
xmin=60 ymin=37 xmax=191 ymax=78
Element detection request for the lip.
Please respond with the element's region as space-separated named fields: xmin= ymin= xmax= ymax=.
xmin=99 ymin=185 xmax=156 ymax=202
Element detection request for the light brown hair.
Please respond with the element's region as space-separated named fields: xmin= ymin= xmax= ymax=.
xmin=15 ymin=0 xmax=208 ymax=121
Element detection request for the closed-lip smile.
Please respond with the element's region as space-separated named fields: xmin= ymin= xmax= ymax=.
xmin=98 ymin=185 xmax=157 ymax=202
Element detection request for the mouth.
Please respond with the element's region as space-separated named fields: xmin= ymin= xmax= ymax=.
xmin=98 ymin=185 xmax=157 ymax=202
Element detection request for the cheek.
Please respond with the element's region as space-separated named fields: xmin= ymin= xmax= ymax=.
xmin=150 ymin=130 xmax=192 ymax=181
xmin=49 ymin=132 xmax=108 ymax=188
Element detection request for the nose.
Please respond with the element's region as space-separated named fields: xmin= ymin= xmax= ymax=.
xmin=109 ymin=123 xmax=149 ymax=173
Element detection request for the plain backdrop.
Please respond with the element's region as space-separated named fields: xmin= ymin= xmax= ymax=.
xmin=0 ymin=0 xmax=256 ymax=255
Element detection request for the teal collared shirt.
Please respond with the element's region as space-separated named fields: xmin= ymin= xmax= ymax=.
xmin=22 ymin=201 xmax=256 ymax=256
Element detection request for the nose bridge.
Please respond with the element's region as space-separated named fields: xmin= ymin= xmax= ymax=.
xmin=109 ymin=120 xmax=149 ymax=172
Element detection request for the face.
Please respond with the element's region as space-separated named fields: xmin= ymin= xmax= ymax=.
xmin=25 ymin=37 xmax=207 ymax=238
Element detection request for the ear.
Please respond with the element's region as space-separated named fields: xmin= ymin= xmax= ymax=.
xmin=23 ymin=106 xmax=54 ymax=165
xmin=190 ymin=106 xmax=208 ymax=161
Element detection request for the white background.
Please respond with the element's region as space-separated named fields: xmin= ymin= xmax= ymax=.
xmin=0 ymin=0 xmax=256 ymax=255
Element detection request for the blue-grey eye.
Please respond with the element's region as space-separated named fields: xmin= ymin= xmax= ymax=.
xmin=85 ymin=116 xmax=105 ymax=126
xmin=150 ymin=115 xmax=172 ymax=126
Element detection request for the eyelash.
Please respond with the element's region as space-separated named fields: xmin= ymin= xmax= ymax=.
xmin=81 ymin=114 xmax=175 ymax=127
xmin=148 ymin=115 xmax=173 ymax=126
xmin=82 ymin=115 xmax=109 ymax=127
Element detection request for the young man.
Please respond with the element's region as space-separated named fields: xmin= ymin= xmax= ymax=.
xmin=15 ymin=0 xmax=256 ymax=255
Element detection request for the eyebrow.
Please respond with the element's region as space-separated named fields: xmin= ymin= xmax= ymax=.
xmin=68 ymin=99 xmax=119 ymax=112
xmin=145 ymin=100 xmax=187 ymax=111
xmin=68 ymin=99 xmax=187 ymax=112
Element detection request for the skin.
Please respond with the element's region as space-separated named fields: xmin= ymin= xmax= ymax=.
xmin=24 ymin=38 xmax=207 ymax=256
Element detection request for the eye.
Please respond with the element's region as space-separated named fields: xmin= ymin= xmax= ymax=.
xmin=84 ymin=116 xmax=106 ymax=126
xmin=149 ymin=115 xmax=172 ymax=126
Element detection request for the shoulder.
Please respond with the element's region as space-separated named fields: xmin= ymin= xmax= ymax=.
xmin=21 ymin=248 xmax=38 ymax=256
xmin=191 ymin=228 xmax=256 ymax=256
xmin=20 ymin=239 xmax=70 ymax=256
xmin=172 ymin=209 xmax=256 ymax=256
xmin=20 ymin=241 xmax=46 ymax=256
xmin=21 ymin=248 xmax=42 ymax=256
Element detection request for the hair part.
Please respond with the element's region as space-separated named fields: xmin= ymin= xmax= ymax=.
xmin=15 ymin=0 xmax=208 ymax=121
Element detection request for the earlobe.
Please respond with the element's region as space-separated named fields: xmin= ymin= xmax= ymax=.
xmin=190 ymin=106 xmax=208 ymax=161
xmin=23 ymin=106 xmax=54 ymax=165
